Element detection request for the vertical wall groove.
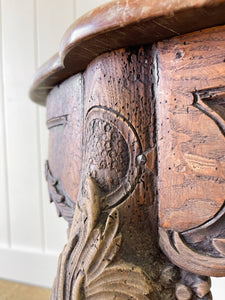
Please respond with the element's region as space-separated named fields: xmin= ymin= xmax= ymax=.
xmin=33 ymin=0 xmax=45 ymax=252
xmin=0 ymin=0 xmax=11 ymax=248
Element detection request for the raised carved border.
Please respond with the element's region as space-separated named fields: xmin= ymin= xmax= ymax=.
xmin=159 ymin=86 xmax=225 ymax=277
xmin=85 ymin=106 xmax=142 ymax=209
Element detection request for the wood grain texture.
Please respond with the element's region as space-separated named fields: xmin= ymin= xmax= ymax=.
xmin=83 ymin=47 xmax=160 ymax=283
xmin=156 ymin=25 xmax=225 ymax=232
xmin=29 ymin=0 xmax=225 ymax=105
xmin=50 ymin=46 xmax=164 ymax=299
xmin=51 ymin=178 xmax=153 ymax=300
xmin=156 ymin=25 xmax=225 ymax=279
xmin=47 ymin=74 xmax=83 ymax=213
xmin=49 ymin=46 xmax=213 ymax=299
xmin=32 ymin=1 xmax=225 ymax=293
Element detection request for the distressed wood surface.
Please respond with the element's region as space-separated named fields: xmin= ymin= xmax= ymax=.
xmin=47 ymin=46 xmax=215 ymax=299
xmin=157 ymin=25 xmax=225 ymax=278
xmin=156 ymin=25 xmax=225 ymax=232
xmin=29 ymin=0 xmax=225 ymax=105
xmin=46 ymin=74 xmax=83 ymax=224
xmin=50 ymin=46 xmax=164 ymax=299
xmin=83 ymin=47 xmax=158 ymax=277
xmin=29 ymin=0 xmax=225 ymax=295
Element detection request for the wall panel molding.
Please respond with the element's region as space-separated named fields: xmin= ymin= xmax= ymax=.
xmin=0 ymin=0 xmax=10 ymax=248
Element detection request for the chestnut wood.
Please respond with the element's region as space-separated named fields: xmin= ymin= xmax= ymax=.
xmin=29 ymin=0 xmax=225 ymax=105
xmin=45 ymin=42 xmax=219 ymax=299
xmin=156 ymin=25 xmax=225 ymax=278
xmin=46 ymin=75 xmax=83 ymax=225
xmin=30 ymin=1 xmax=225 ymax=299
xmin=157 ymin=25 xmax=225 ymax=232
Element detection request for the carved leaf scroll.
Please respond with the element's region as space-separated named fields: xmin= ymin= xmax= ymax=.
xmin=193 ymin=86 xmax=225 ymax=136
xmin=51 ymin=177 xmax=152 ymax=300
xmin=159 ymin=86 xmax=225 ymax=277
xmin=213 ymin=238 xmax=225 ymax=255
xmin=45 ymin=160 xmax=75 ymax=226
xmin=159 ymin=226 xmax=225 ymax=277
xmin=159 ymin=213 xmax=225 ymax=279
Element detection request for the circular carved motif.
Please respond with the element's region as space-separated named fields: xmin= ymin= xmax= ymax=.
xmin=85 ymin=118 xmax=129 ymax=193
xmin=84 ymin=107 xmax=142 ymax=208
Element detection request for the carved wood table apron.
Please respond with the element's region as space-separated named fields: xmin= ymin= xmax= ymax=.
xmin=30 ymin=1 xmax=225 ymax=299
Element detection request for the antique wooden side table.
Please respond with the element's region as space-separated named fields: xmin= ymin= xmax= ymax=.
xmin=30 ymin=0 xmax=225 ymax=299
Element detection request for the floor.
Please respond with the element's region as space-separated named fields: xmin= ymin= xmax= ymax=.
xmin=0 ymin=280 xmax=51 ymax=300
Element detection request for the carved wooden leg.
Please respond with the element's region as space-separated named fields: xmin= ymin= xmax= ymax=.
xmin=45 ymin=45 xmax=218 ymax=299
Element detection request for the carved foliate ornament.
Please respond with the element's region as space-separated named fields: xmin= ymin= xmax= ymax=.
xmin=45 ymin=160 xmax=75 ymax=226
xmin=51 ymin=177 xmax=153 ymax=300
xmin=159 ymin=87 xmax=225 ymax=277
xmin=83 ymin=107 xmax=142 ymax=208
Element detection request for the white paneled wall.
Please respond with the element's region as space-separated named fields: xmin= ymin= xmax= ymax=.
xmin=0 ymin=0 xmax=110 ymax=288
xmin=35 ymin=0 xmax=75 ymax=254
xmin=0 ymin=0 xmax=224 ymax=297
xmin=0 ymin=0 xmax=9 ymax=249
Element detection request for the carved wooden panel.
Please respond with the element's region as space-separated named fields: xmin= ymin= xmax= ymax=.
xmin=157 ymin=25 xmax=225 ymax=277
xmin=47 ymin=74 xmax=83 ymax=208
xmin=45 ymin=160 xmax=75 ymax=225
xmin=49 ymin=46 xmax=162 ymax=299
xmin=157 ymin=25 xmax=225 ymax=231
xmin=46 ymin=44 xmax=217 ymax=299
xmin=43 ymin=25 xmax=225 ymax=299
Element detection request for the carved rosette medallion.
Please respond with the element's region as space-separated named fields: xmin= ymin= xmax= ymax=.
xmin=83 ymin=107 xmax=142 ymax=208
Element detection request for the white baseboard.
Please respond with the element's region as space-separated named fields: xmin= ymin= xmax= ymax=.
xmin=0 ymin=248 xmax=59 ymax=288
xmin=211 ymin=277 xmax=225 ymax=300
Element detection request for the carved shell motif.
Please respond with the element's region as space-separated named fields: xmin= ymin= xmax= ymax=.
xmin=51 ymin=177 xmax=152 ymax=300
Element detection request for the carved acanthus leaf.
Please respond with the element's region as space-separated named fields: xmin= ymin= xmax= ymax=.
xmin=45 ymin=160 xmax=75 ymax=225
xmin=213 ymin=238 xmax=225 ymax=255
xmin=159 ymin=226 xmax=225 ymax=277
xmin=51 ymin=177 xmax=152 ymax=300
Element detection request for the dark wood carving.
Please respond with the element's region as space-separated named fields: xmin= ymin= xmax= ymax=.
xmin=159 ymin=87 xmax=225 ymax=277
xmin=47 ymin=115 xmax=68 ymax=129
xmin=47 ymin=74 xmax=83 ymax=207
xmin=51 ymin=178 xmax=153 ymax=300
xmin=29 ymin=0 xmax=225 ymax=105
xmin=26 ymin=3 xmax=225 ymax=293
xmin=45 ymin=160 xmax=75 ymax=226
xmin=46 ymin=45 xmax=220 ymax=299
xmin=83 ymin=106 xmax=142 ymax=208
xmin=157 ymin=26 xmax=225 ymax=233
xmin=193 ymin=86 xmax=225 ymax=136
xmin=49 ymin=46 xmax=162 ymax=299
xmin=26 ymin=0 xmax=225 ymax=292
xmin=51 ymin=176 xmax=213 ymax=300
